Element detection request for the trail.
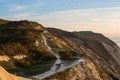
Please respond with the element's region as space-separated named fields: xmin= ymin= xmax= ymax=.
xmin=33 ymin=58 xmax=85 ymax=79
xmin=41 ymin=33 xmax=60 ymax=59
xmin=32 ymin=33 xmax=85 ymax=79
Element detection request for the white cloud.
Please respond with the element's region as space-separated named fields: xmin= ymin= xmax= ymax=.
xmin=7 ymin=5 xmax=27 ymax=11
xmin=7 ymin=7 xmax=120 ymax=37
xmin=34 ymin=7 xmax=120 ymax=37
xmin=7 ymin=13 xmax=31 ymax=20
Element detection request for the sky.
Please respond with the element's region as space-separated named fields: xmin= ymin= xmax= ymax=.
xmin=0 ymin=0 xmax=120 ymax=38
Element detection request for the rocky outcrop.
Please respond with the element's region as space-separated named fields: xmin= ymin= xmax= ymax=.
xmin=44 ymin=60 xmax=112 ymax=80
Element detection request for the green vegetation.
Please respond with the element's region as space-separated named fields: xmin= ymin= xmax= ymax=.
xmin=7 ymin=60 xmax=55 ymax=77
xmin=58 ymin=50 xmax=80 ymax=60
xmin=0 ymin=19 xmax=9 ymax=24
xmin=0 ymin=20 xmax=54 ymax=70
xmin=0 ymin=19 xmax=80 ymax=72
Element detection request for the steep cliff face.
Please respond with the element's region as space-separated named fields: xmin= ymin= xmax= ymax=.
xmin=48 ymin=28 xmax=120 ymax=80
xmin=73 ymin=31 xmax=120 ymax=79
xmin=0 ymin=19 xmax=120 ymax=80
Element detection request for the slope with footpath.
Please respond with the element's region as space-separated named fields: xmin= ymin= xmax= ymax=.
xmin=0 ymin=19 xmax=119 ymax=80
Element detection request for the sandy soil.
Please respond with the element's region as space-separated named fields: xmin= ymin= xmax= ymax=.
xmin=0 ymin=66 xmax=31 ymax=80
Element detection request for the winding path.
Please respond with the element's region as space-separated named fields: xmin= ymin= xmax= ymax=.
xmin=41 ymin=33 xmax=60 ymax=59
xmin=32 ymin=33 xmax=85 ymax=79
xmin=33 ymin=58 xmax=84 ymax=79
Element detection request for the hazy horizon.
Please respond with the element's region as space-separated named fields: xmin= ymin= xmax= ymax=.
xmin=0 ymin=0 xmax=120 ymax=38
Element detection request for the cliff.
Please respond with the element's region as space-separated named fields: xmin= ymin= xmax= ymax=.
xmin=47 ymin=28 xmax=120 ymax=80
xmin=0 ymin=19 xmax=120 ymax=80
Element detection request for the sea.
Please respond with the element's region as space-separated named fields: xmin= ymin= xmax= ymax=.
xmin=111 ymin=38 xmax=120 ymax=47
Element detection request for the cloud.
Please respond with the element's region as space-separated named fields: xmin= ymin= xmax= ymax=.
xmin=7 ymin=5 xmax=27 ymax=11
xmin=35 ymin=7 xmax=120 ymax=37
xmin=7 ymin=7 xmax=120 ymax=37
xmin=35 ymin=7 xmax=120 ymax=26
xmin=6 ymin=0 xmax=43 ymax=13
xmin=9 ymin=13 xmax=31 ymax=20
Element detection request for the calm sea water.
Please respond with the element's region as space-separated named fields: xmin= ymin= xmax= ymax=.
xmin=111 ymin=38 xmax=120 ymax=47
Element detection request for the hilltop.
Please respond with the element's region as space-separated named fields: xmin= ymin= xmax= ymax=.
xmin=0 ymin=19 xmax=120 ymax=80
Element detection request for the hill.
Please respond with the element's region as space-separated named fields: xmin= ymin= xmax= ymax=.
xmin=0 ymin=19 xmax=120 ymax=80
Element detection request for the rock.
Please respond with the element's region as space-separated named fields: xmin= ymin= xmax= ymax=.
xmin=44 ymin=60 xmax=112 ymax=80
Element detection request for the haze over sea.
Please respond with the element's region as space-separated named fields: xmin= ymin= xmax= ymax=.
xmin=111 ymin=37 xmax=120 ymax=47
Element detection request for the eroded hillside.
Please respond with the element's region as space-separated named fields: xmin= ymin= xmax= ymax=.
xmin=0 ymin=19 xmax=120 ymax=80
